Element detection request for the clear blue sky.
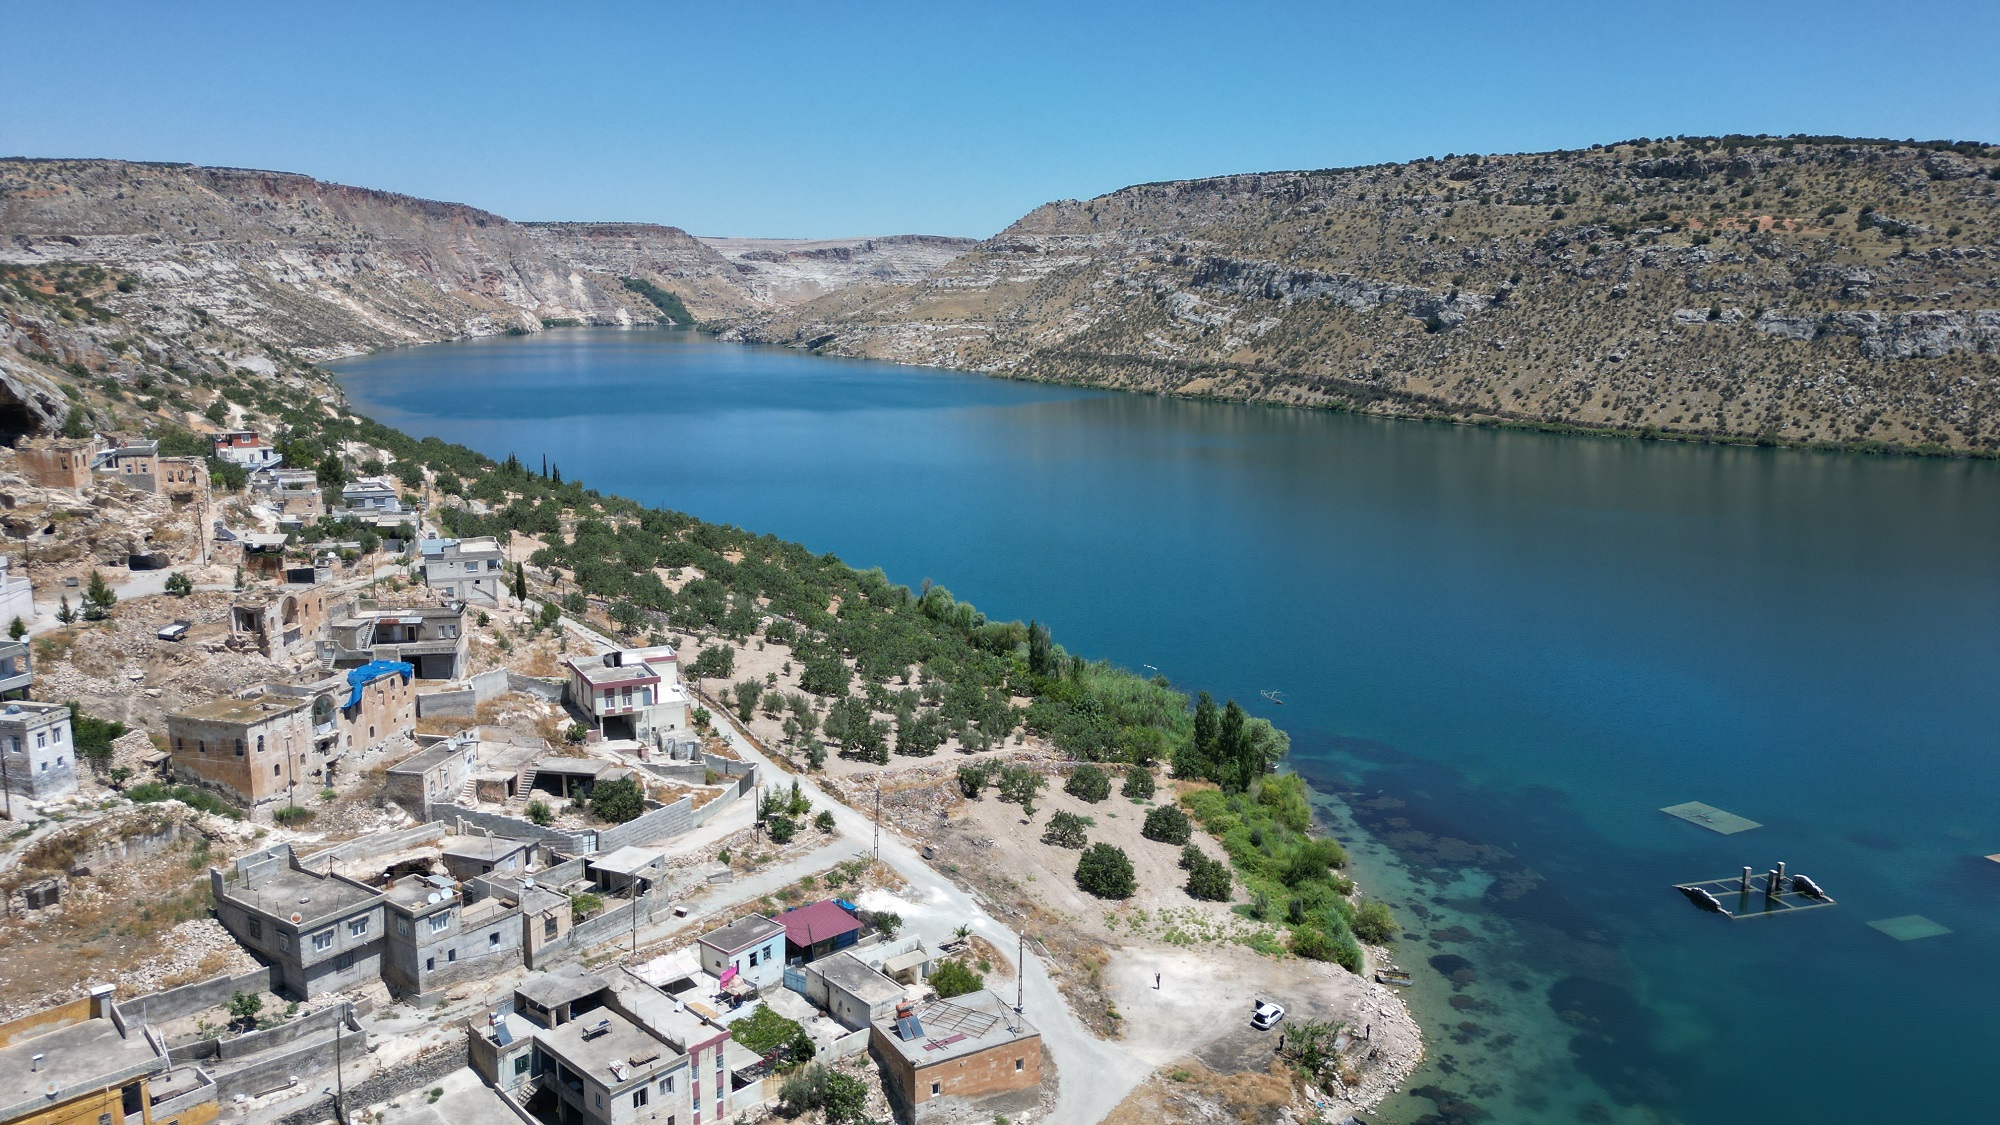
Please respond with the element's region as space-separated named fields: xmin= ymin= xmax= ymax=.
xmin=4 ymin=1 xmax=1995 ymax=238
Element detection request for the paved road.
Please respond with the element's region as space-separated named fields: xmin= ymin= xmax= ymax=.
xmin=702 ymin=705 xmax=1154 ymax=1124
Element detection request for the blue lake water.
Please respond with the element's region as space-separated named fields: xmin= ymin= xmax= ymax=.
xmin=336 ymin=327 xmax=2000 ymax=1124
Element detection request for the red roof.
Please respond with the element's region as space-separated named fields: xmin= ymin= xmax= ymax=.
xmin=776 ymin=900 xmax=861 ymax=947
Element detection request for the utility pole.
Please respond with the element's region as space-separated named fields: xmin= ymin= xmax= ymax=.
xmin=1015 ymin=934 xmax=1024 ymax=1014
xmin=873 ymin=782 xmax=881 ymax=861
xmin=333 ymin=1010 xmax=346 ymax=1125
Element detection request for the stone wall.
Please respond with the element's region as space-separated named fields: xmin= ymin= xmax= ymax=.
xmin=267 ymin=1039 xmax=471 ymax=1125
xmin=117 ymin=966 xmax=280 ymax=1026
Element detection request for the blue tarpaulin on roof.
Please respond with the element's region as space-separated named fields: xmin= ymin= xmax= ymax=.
xmin=344 ymin=660 xmax=414 ymax=709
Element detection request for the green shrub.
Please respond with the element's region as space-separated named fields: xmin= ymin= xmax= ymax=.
xmin=1064 ymin=763 xmax=1110 ymax=803
xmin=1075 ymin=843 xmax=1136 ymax=899
xmin=1352 ymin=899 xmax=1398 ymax=944
xmin=1185 ymin=855 xmax=1232 ymax=901
xmin=930 ymin=958 xmax=984 ymax=999
xmin=765 ymin=814 xmax=798 ymax=843
xmin=1121 ymin=767 xmax=1155 ymax=800
xmin=731 ymin=1003 xmax=810 ymax=1063
xmin=814 ymin=809 xmax=836 ymax=833
xmin=272 ymin=805 xmax=314 ymax=825
xmin=997 ymin=766 xmax=1045 ymax=813
xmin=526 ymin=799 xmax=554 ymax=826
xmin=590 ymin=777 xmax=644 ymax=823
xmin=1179 ymin=843 xmax=1204 ymax=870
xmin=1142 ymin=804 xmax=1192 ymax=845
xmin=957 ymin=762 xmax=996 ymax=798
xmin=1041 ymin=811 xmax=1088 ymax=849
xmin=126 ymin=782 xmax=241 ymax=819
xmin=571 ymin=892 xmax=603 ymax=922
xmin=778 ymin=1065 xmax=868 ymax=1122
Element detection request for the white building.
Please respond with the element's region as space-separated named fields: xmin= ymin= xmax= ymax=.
xmin=0 ymin=701 xmax=78 ymax=802
xmin=212 ymin=430 xmax=282 ymax=470
xmin=564 ymin=646 xmax=692 ymax=744
xmin=340 ymin=475 xmax=402 ymax=514
xmin=694 ymin=915 xmax=786 ymax=993
xmin=421 ymin=536 xmax=506 ymax=607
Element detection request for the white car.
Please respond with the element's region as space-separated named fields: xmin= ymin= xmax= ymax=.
xmin=1250 ymin=1000 xmax=1285 ymax=1030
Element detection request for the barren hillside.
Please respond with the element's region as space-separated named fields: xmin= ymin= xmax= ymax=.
xmin=725 ymin=136 xmax=2000 ymax=453
xmin=700 ymin=234 xmax=978 ymax=304
xmin=0 ymin=158 xmax=758 ymax=359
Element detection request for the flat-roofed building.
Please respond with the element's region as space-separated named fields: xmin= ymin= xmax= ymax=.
xmin=421 ymin=536 xmax=506 ymax=607
xmin=339 ymin=475 xmax=401 ymax=515
xmin=210 ymin=846 xmax=387 ymax=998
xmin=0 ymin=701 xmax=77 ymax=803
xmin=95 ymin=440 xmax=159 ymax=493
xmin=0 ymin=986 xmax=211 ymax=1125
xmin=14 ymin=437 xmax=97 ymax=491
xmin=870 ymin=992 xmax=1041 ymax=1123
xmin=211 ymin=429 xmax=280 ymax=470
xmin=531 ymin=1008 xmax=689 ymax=1125
xmin=165 ymin=690 xmax=314 ymax=818
xmin=229 ymin=582 xmax=328 ymax=659
xmin=0 ymin=641 xmax=36 ymax=703
xmin=565 ymin=646 xmax=691 ymax=745
xmin=322 ymin=600 xmax=467 ymax=680
xmin=695 ymin=915 xmax=785 ymax=993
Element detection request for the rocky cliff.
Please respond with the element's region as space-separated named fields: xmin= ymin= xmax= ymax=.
xmin=0 ymin=158 xmax=760 ymax=360
xmin=724 ymin=137 xmax=2000 ymax=453
xmin=699 ymin=234 xmax=978 ymax=304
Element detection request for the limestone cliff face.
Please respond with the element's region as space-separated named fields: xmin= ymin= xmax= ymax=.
xmin=699 ymin=235 xmax=979 ymax=304
xmin=0 ymin=159 xmax=759 ymax=360
xmin=724 ymin=138 xmax=2000 ymax=452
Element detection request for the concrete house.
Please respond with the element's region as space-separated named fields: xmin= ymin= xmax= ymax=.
xmin=694 ymin=916 xmax=785 ymax=994
xmin=339 ymin=475 xmax=401 ymax=515
xmin=531 ymin=1008 xmax=689 ymax=1125
xmin=321 ymin=600 xmax=467 ymax=680
xmin=441 ymin=837 xmax=531 ymax=881
xmin=249 ymin=468 xmax=323 ymax=525
xmin=381 ymin=871 xmax=530 ymax=998
xmin=0 ymin=986 xmax=214 ymax=1125
xmin=166 ymin=691 xmax=317 ymax=819
xmin=384 ymin=735 xmax=479 ymax=816
xmin=871 ymin=992 xmax=1042 ymax=1123
xmin=157 ymin=456 xmax=207 ymax=505
xmin=565 ymin=646 xmax=691 ymax=745
xmin=516 ymin=966 xmax=612 ymax=1030
xmin=15 ymin=436 xmax=97 ymax=490
xmin=421 ymin=537 xmax=506 ymax=607
xmin=211 ymin=430 xmax=280 ymax=470
xmin=96 ymin=440 xmax=159 ymax=492
xmin=0 ymin=701 xmax=78 ymax=803
xmin=469 ymin=1010 xmax=539 ymax=1097
xmin=800 ymin=950 xmax=906 ymax=1032
xmin=211 ymin=848 xmax=387 ymax=999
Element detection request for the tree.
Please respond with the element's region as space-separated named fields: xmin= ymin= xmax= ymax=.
xmin=1142 ymin=804 xmax=1192 ymax=845
xmin=83 ymin=570 xmax=116 ymax=619
xmin=956 ymin=762 xmax=995 ymax=798
xmin=930 ymin=958 xmax=984 ymax=999
xmin=55 ymin=597 xmax=75 ymax=625
xmin=6 ymin=618 xmax=23 ymax=641
xmin=1064 ymin=763 xmax=1110 ymax=803
xmin=527 ymin=799 xmax=554 ymax=826
xmin=226 ymin=990 xmax=263 ymax=1030
xmin=68 ymin=703 xmax=128 ymax=772
xmin=688 ymin=644 xmax=734 ymax=683
xmin=589 ymin=777 xmax=644 ymax=823
xmin=1192 ymin=692 xmax=1219 ymax=759
xmin=814 ymin=809 xmax=835 ymax=833
xmin=1121 ymin=767 xmax=1155 ymax=801
xmin=997 ymin=765 xmax=1045 ymax=816
xmin=872 ymin=911 xmax=901 ymax=939
xmin=512 ymin=562 xmax=528 ymax=602
xmin=1041 ymin=810 xmax=1088 ymax=848
xmin=778 ymin=1066 xmax=867 ymax=1123
xmin=765 ymin=814 xmax=797 ymax=843
xmin=1184 ymin=855 xmax=1232 ymax=902
xmin=164 ymin=571 xmax=194 ymax=596
xmin=731 ymin=1003 xmax=809 ymax=1062
xmin=733 ymin=678 xmax=761 ymax=723
xmin=894 ymin=708 xmax=943 ymax=757
xmin=1026 ymin=619 xmax=1054 ymax=676
xmin=1075 ymin=843 xmax=1137 ymax=899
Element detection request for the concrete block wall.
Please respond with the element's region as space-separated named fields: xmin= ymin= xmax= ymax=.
xmin=416 ymin=690 xmax=478 ymax=718
xmin=117 ymin=966 xmax=281 ymax=1026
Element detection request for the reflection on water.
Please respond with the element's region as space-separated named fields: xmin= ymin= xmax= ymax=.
xmin=337 ymin=327 xmax=2000 ymax=1124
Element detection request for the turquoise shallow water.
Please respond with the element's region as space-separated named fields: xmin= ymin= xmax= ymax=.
xmin=336 ymin=328 xmax=2000 ymax=1124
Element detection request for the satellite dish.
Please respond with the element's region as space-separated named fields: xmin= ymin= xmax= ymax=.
xmin=427 ymin=892 xmax=442 ymax=904
xmin=290 ymin=912 xmax=303 ymax=924
xmin=44 ymin=1083 xmax=60 ymax=1098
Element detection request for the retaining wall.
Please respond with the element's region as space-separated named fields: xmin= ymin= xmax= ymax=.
xmin=170 ymin=1004 xmax=359 ymax=1064
xmin=117 ymin=966 xmax=281 ymax=1026
xmin=265 ymin=1039 xmax=469 ymax=1125
xmin=415 ymin=689 xmax=477 ymax=719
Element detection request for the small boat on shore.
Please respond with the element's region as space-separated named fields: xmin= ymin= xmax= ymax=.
xmin=1260 ymin=689 xmax=1286 ymax=705
xmin=1375 ymin=967 xmax=1414 ymax=987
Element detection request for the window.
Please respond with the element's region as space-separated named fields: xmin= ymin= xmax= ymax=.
xmin=429 ymin=913 xmax=449 ymax=933
xmin=595 ymin=1094 xmax=604 ymax=1110
xmin=659 ymin=1076 xmax=674 ymax=1093
xmin=748 ymin=950 xmax=758 ymax=967
xmin=279 ymin=934 xmax=293 ymax=951
xmin=763 ymin=943 xmax=773 ymax=960
xmin=34 ymin=732 xmax=44 ymax=749
xmin=446 ymin=949 xmax=457 ymax=962
xmin=514 ymin=1056 xmax=530 ymax=1077
xmin=335 ymin=952 xmax=353 ymax=971
xmin=930 ymin=1081 xmax=941 ymax=1096
xmin=489 ymin=931 xmax=501 ymax=948
xmin=234 ymin=738 xmax=244 ymax=756
xmin=544 ymin=916 xmax=559 ymax=939
xmin=425 ymin=957 xmax=435 ymax=971
xmin=312 ymin=929 xmax=333 ymax=952
xmin=632 ymin=1089 xmax=648 ymax=1109
xmin=716 ymin=1053 xmax=723 ymax=1073
xmin=257 ymin=735 xmax=265 ymax=754
xmin=274 ymin=764 xmax=281 ymax=776
xmin=247 ymin=918 xmax=263 ymax=940
xmin=396 ymin=917 xmax=412 ymax=936
xmin=1016 ymin=1057 xmax=1025 ymax=1072
xmin=349 ymin=918 xmax=368 ymax=937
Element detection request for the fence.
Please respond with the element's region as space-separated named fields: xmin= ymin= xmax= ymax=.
xmin=298 ymin=823 xmax=444 ymax=871
xmin=415 ymin=689 xmax=477 ymax=718
xmin=115 ymin=966 xmax=281 ymax=1026
xmin=168 ymin=1003 xmax=359 ymax=1063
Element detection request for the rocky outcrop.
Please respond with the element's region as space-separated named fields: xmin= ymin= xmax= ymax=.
xmin=1752 ymin=308 xmax=2000 ymax=358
